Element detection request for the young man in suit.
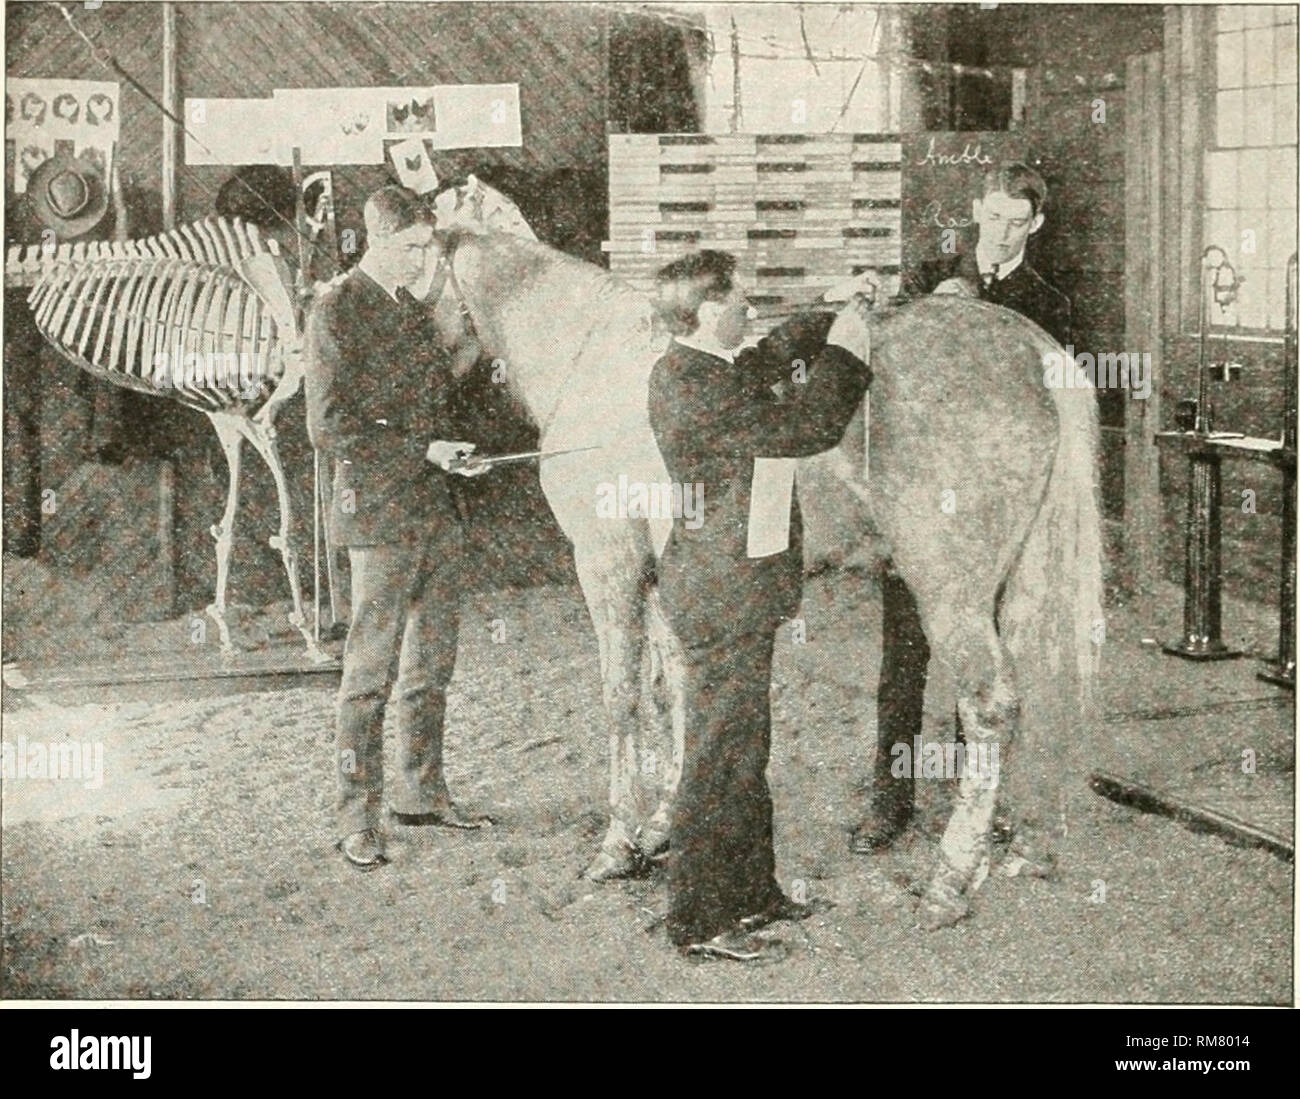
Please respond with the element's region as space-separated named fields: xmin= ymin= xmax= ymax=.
xmin=852 ymin=163 xmax=1069 ymax=856
xmin=304 ymin=185 xmax=490 ymax=871
xmin=649 ymin=251 xmax=872 ymax=962
xmin=904 ymin=162 xmax=1071 ymax=345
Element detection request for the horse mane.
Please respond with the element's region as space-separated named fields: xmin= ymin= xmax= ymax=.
xmin=443 ymin=228 xmax=649 ymax=312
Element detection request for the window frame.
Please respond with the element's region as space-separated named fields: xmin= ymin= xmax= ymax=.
xmin=1193 ymin=4 xmax=1298 ymax=342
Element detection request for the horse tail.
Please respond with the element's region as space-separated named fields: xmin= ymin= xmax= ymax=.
xmin=999 ymin=356 xmax=1104 ymax=835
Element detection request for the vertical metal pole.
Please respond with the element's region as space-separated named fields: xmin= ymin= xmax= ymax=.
xmin=1261 ymin=252 xmax=1297 ymax=688
xmin=312 ymin=451 xmax=321 ymax=643
xmin=1165 ymin=249 xmax=1241 ymax=661
xmin=157 ymin=3 xmax=179 ymax=616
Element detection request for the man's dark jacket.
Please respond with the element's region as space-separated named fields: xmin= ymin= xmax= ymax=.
xmin=648 ymin=313 xmax=871 ymax=644
xmin=303 ymin=267 xmax=463 ymax=547
xmin=903 ymin=250 xmax=1072 ymax=346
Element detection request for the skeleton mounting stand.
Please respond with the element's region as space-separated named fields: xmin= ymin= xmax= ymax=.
xmin=12 ymin=210 xmax=331 ymax=665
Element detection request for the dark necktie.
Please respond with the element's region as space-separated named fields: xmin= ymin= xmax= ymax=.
xmin=395 ymin=286 xmax=418 ymax=308
xmin=981 ymin=264 xmax=999 ymax=290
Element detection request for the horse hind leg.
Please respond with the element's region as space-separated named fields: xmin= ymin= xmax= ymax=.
xmin=918 ymin=609 xmax=1021 ymax=930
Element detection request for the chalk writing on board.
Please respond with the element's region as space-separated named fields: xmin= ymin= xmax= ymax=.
xmin=915 ymin=136 xmax=994 ymax=168
xmin=922 ymin=200 xmax=973 ymax=229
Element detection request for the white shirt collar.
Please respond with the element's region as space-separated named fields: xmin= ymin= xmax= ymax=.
xmin=975 ymin=245 xmax=1025 ymax=281
xmin=674 ymin=332 xmax=735 ymax=363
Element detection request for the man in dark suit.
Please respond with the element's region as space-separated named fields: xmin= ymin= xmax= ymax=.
xmin=304 ymin=185 xmax=490 ymax=871
xmin=649 ymin=251 xmax=872 ymax=961
xmin=852 ymin=163 xmax=1070 ymax=854
xmin=903 ymin=162 xmax=1071 ymax=345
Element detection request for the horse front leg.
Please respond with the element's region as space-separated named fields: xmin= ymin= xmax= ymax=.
xmin=637 ymin=584 xmax=686 ymax=858
xmin=572 ymin=542 xmax=652 ymax=882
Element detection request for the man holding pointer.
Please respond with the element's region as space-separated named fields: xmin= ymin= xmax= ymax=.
xmin=305 ymin=185 xmax=490 ymax=871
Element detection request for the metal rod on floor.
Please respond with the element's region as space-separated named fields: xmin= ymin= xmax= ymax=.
xmin=1090 ymin=772 xmax=1293 ymax=863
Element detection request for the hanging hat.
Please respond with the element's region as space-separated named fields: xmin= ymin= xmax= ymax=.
xmin=26 ymin=149 xmax=109 ymax=240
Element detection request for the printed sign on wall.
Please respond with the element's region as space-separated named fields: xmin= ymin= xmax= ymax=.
xmin=7 ymin=78 xmax=120 ymax=192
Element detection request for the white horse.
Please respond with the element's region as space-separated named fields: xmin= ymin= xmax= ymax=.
xmin=424 ymin=178 xmax=1102 ymax=928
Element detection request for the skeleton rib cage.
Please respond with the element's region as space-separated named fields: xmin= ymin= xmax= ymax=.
xmin=24 ymin=217 xmax=292 ymax=417
xmin=13 ymin=216 xmax=329 ymax=663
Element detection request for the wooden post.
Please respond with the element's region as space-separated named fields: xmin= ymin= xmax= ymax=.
xmin=161 ymin=1 xmax=179 ymax=230
xmin=158 ymin=458 xmax=176 ymax=617
xmin=158 ymin=3 xmax=179 ymax=615
xmin=1162 ymin=445 xmax=1239 ymax=660
xmin=1124 ymin=51 xmax=1165 ymax=601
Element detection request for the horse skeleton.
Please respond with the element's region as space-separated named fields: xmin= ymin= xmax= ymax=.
xmin=14 ymin=217 xmax=327 ymax=663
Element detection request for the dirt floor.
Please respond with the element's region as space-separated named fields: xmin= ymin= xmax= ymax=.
xmin=1 ymin=569 xmax=1293 ymax=1003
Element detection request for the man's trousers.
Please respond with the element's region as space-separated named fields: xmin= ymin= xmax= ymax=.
xmin=336 ymin=528 xmax=462 ymax=840
xmin=666 ymin=622 xmax=788 ymax=946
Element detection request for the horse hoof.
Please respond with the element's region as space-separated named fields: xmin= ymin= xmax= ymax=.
xmin=636 ymin=825 xmax=670 ymax=859
xmin=848 ymin=800 xmax=913 ymax=854
xmin=918 ymin=859 xmax=972 ymax=930
xmin=1000 ymin=844 xmax=1057 ymax=880
xmin=920 ymin=890 xmax=971 ymax=930
xmin=581 ymin=846 xmax=639 ymax=883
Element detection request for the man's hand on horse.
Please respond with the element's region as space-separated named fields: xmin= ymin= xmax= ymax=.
xmin=932 ymin=277 xmax=979 ymax=298
xmin=826 ymin=296 xmax=872 ymax=362
xmin=427 ymin=440 xmax=490 ymax=477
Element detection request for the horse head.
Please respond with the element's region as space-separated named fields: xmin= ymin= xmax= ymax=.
xmin=430 ymin=174 xmax=537 ymax=241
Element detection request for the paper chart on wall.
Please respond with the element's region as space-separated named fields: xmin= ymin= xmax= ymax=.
xmin=183 ymin=98 xmax=289 ymax=165
xmin=371 ymin=84 xmax=521 ymax=149
xmin=387 ymin=137 xmax=439 ymax=194
xmin=6 ymin=78 xmax=120 ymax=192
xmin=426 ymin=84 xmax=522 ymax=150
xmin=271 ymin=88 xmax=387 ymax=165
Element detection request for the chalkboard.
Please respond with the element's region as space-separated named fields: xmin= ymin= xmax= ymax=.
xmin=900 ymin=132 xmax=1034 ymax=288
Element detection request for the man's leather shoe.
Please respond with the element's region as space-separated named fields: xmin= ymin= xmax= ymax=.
xmin=337 ymin=829 xmax=387 ymax=871
xmin=739 ymin=893 xmax=830 ymax=932
xmin=391 ymin=805 xmax=493 ymax=830
xmin=683 ymin=927 xmax=788 ymax=964
xmin=849 ymin=801 xmax=913 ymax=853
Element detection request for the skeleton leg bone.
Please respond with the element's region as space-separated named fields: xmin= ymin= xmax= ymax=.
xmin=205 ymin=413 xmax=244 ymax=658
xmin=240 ymin=417 xmax=329 ymax=665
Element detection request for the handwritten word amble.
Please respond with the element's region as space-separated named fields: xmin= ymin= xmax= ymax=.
xmin=915 ymin=136 xmax=994 ymax=168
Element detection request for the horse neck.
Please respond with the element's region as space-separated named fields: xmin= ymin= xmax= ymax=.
xmin=453 ymin=234 xmax=627 ymax=429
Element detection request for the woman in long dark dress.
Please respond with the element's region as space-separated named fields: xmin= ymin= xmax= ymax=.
xmin=647 ymin=251 xmax=872 ymax=962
